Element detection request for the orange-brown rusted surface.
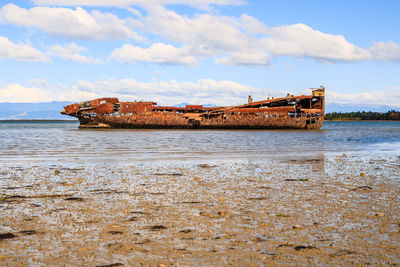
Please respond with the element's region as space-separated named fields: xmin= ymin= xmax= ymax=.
xmin=120 ymin=102 xmax=156 ymax=113
xmin=95 ymin=103 xmax=114 ymax=114
xmin=185 ymin=105 xmax=204 ymax=110
xmin=61 ymin=87 xmax=325 ymax=129
xmin=90 ymin=98 xmax=119 ymax=107
xmin=64 ymin=103 xmax=79 ymax=114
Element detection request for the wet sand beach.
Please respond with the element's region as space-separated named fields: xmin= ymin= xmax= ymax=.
xmin=1 ymin=156 xmax=399 ymax=266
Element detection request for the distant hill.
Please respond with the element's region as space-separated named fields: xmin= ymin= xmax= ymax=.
xmin=0 ymin=101 xmax=74 ymax=120
xmin=1 ymin=101 xmax=398 ymax=120
xmin=325 ymin=103 xmax=399 ymax=113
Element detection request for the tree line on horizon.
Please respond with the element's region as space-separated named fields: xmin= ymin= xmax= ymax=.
xmin=325 ymin=110 xmax=400 ymax=121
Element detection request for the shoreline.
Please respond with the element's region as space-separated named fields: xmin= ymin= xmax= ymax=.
xmin=324 ymin=119 xmax=400 ymax=122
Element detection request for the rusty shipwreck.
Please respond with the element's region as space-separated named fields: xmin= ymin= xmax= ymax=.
xmin=61 ymin=87 xmax=325 ymax=129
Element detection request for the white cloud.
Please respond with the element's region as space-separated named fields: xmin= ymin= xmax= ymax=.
xmin=0 ymin=36 xmax=49 ymax=62
xmin=2 ymin=3 xmax=400 ymax=66
xmin=138 ymin=7 xmax=400 ymax=65
xmin=369 ymin=41 xmax=400 ymax=62
xmin=49 ymin=43 xmax=103 ymax=64
xmin=0 ymin=37 xmax=103 ymax=63
xmin=142 ymin=6 xmax=252 ymax=52
xmin=327 ymin=88 xmax=400 ymax=107
xmin=31 ymin=0 xmax=244 ymax=8
xmin=133 ymin=5 xmax=271 ymax=65
xmin=240 ymin=14 xmax=268 ymax=35
xmin=137 ymin=6 xmax=374 ymax=65
xmin=0 ymin=84 xmax=52 ymax=102
xmin=263 ymin=24 xmax=371 ymax=62
xmin=110 ymin=43 xmax=197 ymax=65
xmin=0 ymin=4 xmax=140 ymax=40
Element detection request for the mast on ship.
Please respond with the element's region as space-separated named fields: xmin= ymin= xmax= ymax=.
xmin=311 ymin=86 xmax=325 ymax=114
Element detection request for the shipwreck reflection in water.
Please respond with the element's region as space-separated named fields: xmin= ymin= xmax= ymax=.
xmin=0 ymin=121 xmax=400 ymax=164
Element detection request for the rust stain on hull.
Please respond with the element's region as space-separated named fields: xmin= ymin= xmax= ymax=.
xmin=61 ymin=87 xmax=325 ymax=130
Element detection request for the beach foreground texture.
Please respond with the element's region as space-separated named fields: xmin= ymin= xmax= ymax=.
xmin=0 ymin=156 xmax=399 ymax=266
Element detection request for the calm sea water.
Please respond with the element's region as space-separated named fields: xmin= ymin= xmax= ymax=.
xmin=0 ymin=121 xmax=399 ymax=164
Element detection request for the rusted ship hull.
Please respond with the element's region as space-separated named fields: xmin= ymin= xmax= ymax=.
xmin=61 ymin=87 xmax=325 ymax=130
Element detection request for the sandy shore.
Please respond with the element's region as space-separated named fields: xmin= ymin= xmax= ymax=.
xmin=0 ymin=156 xmax=399 ymax=266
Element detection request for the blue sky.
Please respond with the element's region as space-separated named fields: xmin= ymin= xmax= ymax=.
xmin=0 ymin=0 xmax=399 ymax=107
